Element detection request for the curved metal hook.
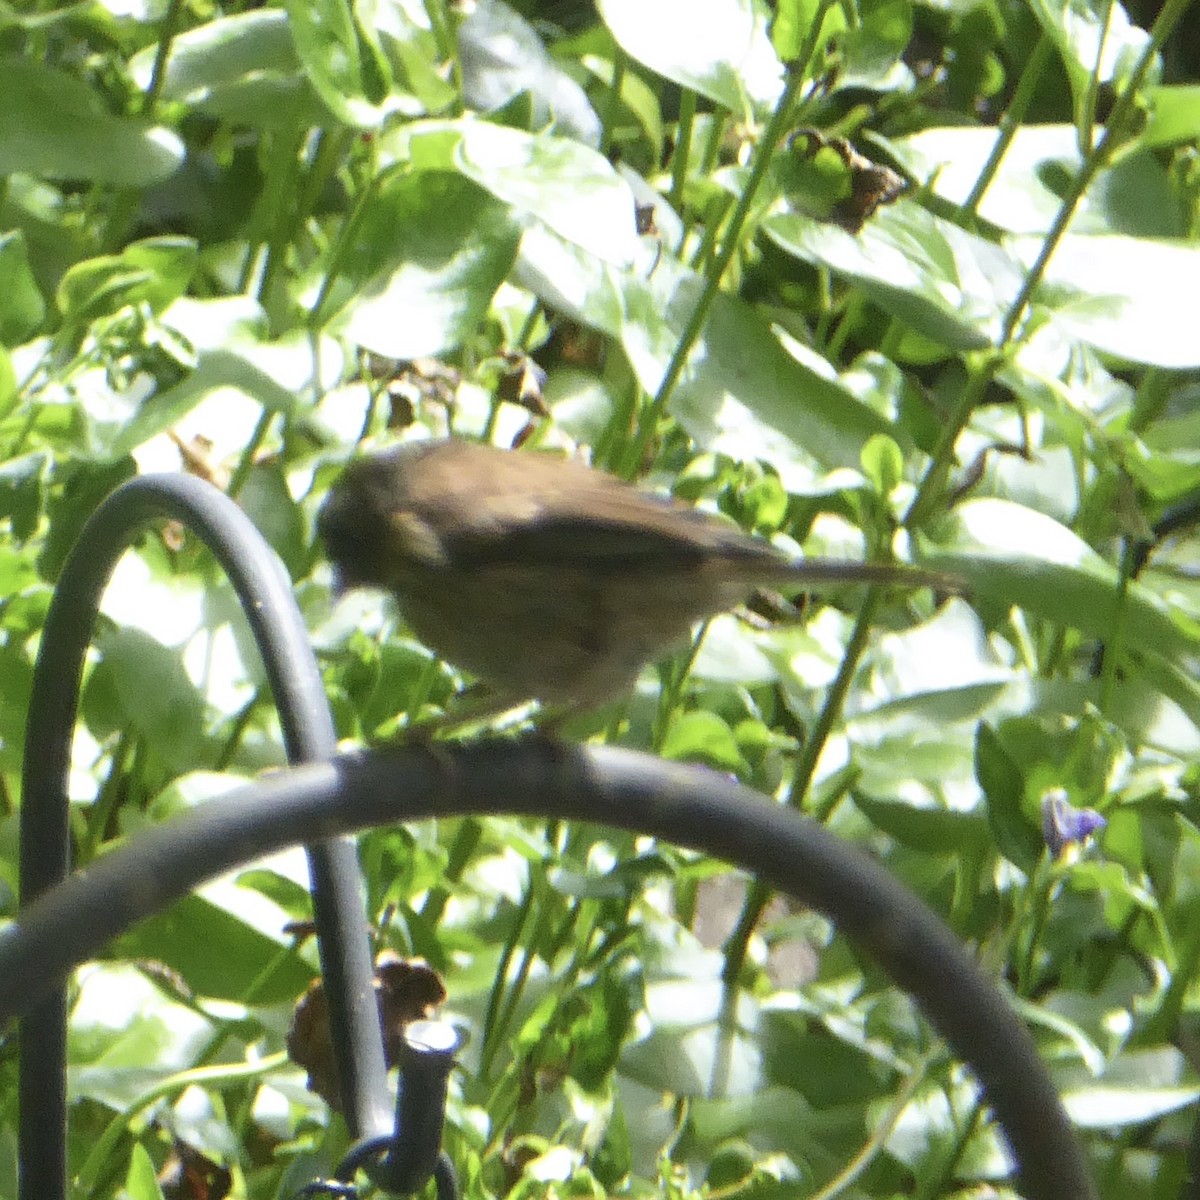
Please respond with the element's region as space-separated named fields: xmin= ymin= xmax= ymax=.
xmin=4 ymin=742 xmax=1099 ymax=1200
xmin=18 ymin=473 xmax=390 ymax=1200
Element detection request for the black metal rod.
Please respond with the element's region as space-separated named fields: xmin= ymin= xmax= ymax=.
xmin=3 ymin=741 xmax=1096 ymax=1200
xmin=331 ymin=1019 xmax=460 ymax=1192
xmin=18 ymin=474 xmax=390 ymax=1200
xmin=374 ymin=1020 xmax=460 ymax=1192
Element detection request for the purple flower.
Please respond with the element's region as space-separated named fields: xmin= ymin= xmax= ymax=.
xmin=1041 ymin=789 xmax=1107 ymax=857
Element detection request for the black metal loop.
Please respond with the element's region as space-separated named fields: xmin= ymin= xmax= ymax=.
xmin=296 ymin=1181 xmax=360 ymax=1198
xmin=18 ymin=473 xmax=390 ymax=1200
xmin=318 ymin=1143 xmax=458 ymax=1200
xmin=2 ymin=741 xmax=1099 ymax=1200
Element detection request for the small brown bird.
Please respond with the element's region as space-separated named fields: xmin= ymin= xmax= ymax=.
xmin=319 ymin=439 xmax=948 ymax=710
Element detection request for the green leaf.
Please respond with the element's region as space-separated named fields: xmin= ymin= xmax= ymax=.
xmin=319 ymin=170 xmax=522 ymax=358
xmin=284 ymin=0 xmax=394 ymax=128
xmin=1022 ymin=233 xmax=1200 ymax=368
xmin=380 ymin=3 xmax=456 ymax=113
xmin=770 ymin=0 xmax=806 ymax=62
xmin=128 ymin=9 xmax=329 ymax=129
xmin=515 ymin=227 xmax=892 ymax=480
xmin=391 ymin=119 xmax=640 ymax=266
xmin=1058 ymin=1047 xmax=1200 ymax=1128
xmin=354 ymin=0 xmax=394 ymax=105
xmin=0 ymin=452 xmax=48 ymax=542
xmin=1025 ymin=0 xmax=1151 ymax=124
xmin=121 ymin=1144 xmax=164 ymax=1200
xmin=0 ymin=58 xmax=183 ymax=186
xmin=0 ymin=642 xmax=35 ymax=777
xmin=852 ymin=790 xmax=989 ymax=855
xmin=70 ymin=963 xmax=207 ymax=1102
xmin=511 ymin=223 xmax=625 ymax=338
xmin=692 ymin=613 xmax=786 ymax=687
xmin=975 ymin=722 xmax=1041 ymax=871
xmin=109 ymin=892 xmax=314 ymax=1003
xmin=620 ymin=255 xmax=895 ymax=477
xmin=459 ymin=0 xmax=602 ymax=145
xmin=38 ymin=459 xmax=136 ymax=580
xmin=764 ymin=202 xmax=1021 ymax=350
xmin=106 ymin=296 xmax=344 ymax=459
xmin=0 ymin=231 xmax=45 ymax=344
xmin=686 ymin=1087 xmax=846 ymax=1166
xmin=598 ymin=0 xmax=784 ymax=114
xmin=239 ymin=461 xmax=307 ymax=576
xmin=90 ymin=628 xmax=208 ymax=773
xmin=131 ymin=9 xmax=293 ymax=98
xmin=860 ymin=433 xmax=903 ymax=497
xmin=56 ymin=238 xmax=198 ymax=326
xmin=659 ymin=710 xmax=747 ymax=772
xmin=622 ymin=981 xmax=766 ymax=1096
xmin=1142 ymin=84 xmax=1200 ymax=148
xmin=841 ymin=0 xmax=913 ymax=83
xmin=890 ymin=125 xmax=1181 ymax=237
xmin=921 ymin=498 xmax=1200 ymax=661
xmin=854 ymin=670 xmax=1200 ymax=763
xmin=579 ymin=53 xmax=665 ymax=163
xmin=886 ymin=1077 xmax=1012 ymax=1177
xmin=0 ymin=345 xmax=14 ymax=417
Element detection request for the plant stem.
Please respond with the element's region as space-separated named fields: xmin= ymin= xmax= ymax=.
xmin=628 ymin=67 xmax=806 ymax=466
xmin=140 ymin=0 xmax=186 ymax=116
xmin=786 ymin=589 xmax=883 ymax=811
xmin=1098 ymin=538 xmax=1135 ymax=717
xmin=904 ymin=350 xmax=1000 ymax=527
xmin=961 ymin=33 xmax=1053 ymax=221
xmin=1000 ymin=0 xmax=1187 ymax=344
xmin=599 ymin=46 xmax=627 ymax=158
xmin=722 ymin=590 xmax=883 ymax=985
xmin=668 ymin=88 xmax=697 ymax=215
xmin=908 ymin=1 xmax=1182 ymax=531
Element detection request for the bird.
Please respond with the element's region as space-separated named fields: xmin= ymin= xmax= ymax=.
xmin=318 ymin=438 xmax=951 ymax=712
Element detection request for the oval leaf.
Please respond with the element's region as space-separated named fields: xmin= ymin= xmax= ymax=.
xmin=0 ymin=58 xmax=182 ymax=186
xmin=921 ymin=498 xmax=1200 ymax=661
xmin=598 ymin=0 xmax=783 ymax=114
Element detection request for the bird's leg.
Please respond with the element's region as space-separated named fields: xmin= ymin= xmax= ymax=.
xmin=370 ymin=687 xmax=541 ymax=745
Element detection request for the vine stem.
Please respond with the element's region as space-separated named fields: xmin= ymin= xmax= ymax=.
xmin=905 ymin=0 xmax=1185 ymax=530
xmin=140 ymin=0 xmax=186 ymax=115
xmin=785 ymin=590 xmax=882 ymax=812
xmin=721 ymin=591 xmax=882 ymax=984
xmin=961 ymin=33 xmax=1053 ymax=221
xmin=1002 ymin=0 xmax=1183 ymax=339
xmin=904 ymin=351 xmax=999 ymax=528
xmin=626 ymin=9 xmax=832 ymax=467
xmin=668 ymin=88 xmax=697 ymax=214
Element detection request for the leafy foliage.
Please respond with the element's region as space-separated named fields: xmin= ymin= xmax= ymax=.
xmin=2 ymin=0 xmax=1200 ymax=1197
